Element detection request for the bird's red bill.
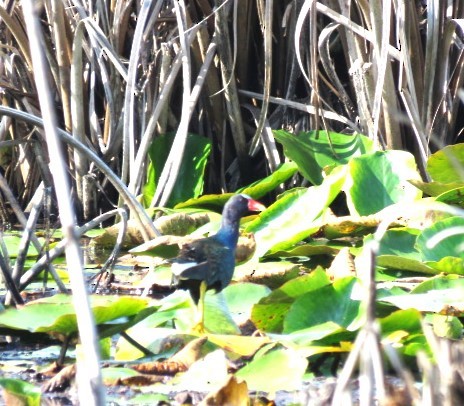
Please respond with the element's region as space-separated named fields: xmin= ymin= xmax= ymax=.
xmin=247 ymin=199 xmax=266 ymax=212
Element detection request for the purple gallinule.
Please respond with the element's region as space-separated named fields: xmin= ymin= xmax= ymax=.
xmin=170 ymin=194 xmax=265 ymax=332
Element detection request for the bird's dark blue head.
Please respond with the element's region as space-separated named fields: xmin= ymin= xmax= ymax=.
xmin=215 ymin=194 xmax=265 ymax=249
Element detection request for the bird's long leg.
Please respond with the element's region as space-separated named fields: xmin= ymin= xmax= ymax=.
xmin=192 ymin=281 xmax=207 ymax=334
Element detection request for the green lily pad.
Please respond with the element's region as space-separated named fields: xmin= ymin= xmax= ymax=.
xmin=412 ymin=274 xmax=464 ymax=293
xmin=237 ymin=161 xmax=299 ymax=197
xmin=236 ymin=345 xmax=308 ymax=392
xmin=268 ymin=239 xmax=352 ymax=258
xmin=409 ymin=179 xmax=464 ymax=197
xmin=381 ymin=289 xmax=464 ymax=314
xmin=435 ymin=186 xmax=464 ymax=206
xmin=251 ymin=269 xmax=330 ymax=333
xmin=0 ymin=294 xmax=151 ymax=337
xmin=416 ymin=216 xmax=464 ymax=261
xmin=379 ymin=308 xmax=422 ymax=335
xmin=171 ymin=350 xmax=229 ymax=392
xmin=175 ymin=162 xmax=297 ymax=210
xmin=0 ymin=378 xmax=41 ymax=406
xmin=1 ymin=235 xmax=42 ymax=258
xmin=425 ymin=257 xmax=464 ymax=275
xmin=376 ymin=256 xmax=440 ymax=275
xmin=234 ymin=260 xmax=301 ymax=289
xmin=222 ymin=283 xmax=271 ymax=324
xmin=246 ymin=165 xmax=346 ymax=257
xmin=345 ymin=150 xmax=422 ymax=216
xmin=102 ymin=367 xmax=140 ymax=385
xmin=273 ymin=130 xmax=373 ymax=185
xmin=283 ymin=276 xmax=363 ymax=333
xmin=427 ymin=143 xmax=464 ymax=183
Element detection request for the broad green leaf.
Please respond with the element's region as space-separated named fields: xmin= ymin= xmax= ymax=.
xmin=175 ymin=163 xmax=298 ymax=210
xmin=427 ymin=143 xmax=464 ymax=183
xmin=125 ymin=393 xmax=171 ymax=404
xmin=143 ymin=133 xmax=211 ymax=207
xmin=115 ymin=327 xmax=181 ymax=361
xmin=376 ymin=256 xmax=440 ymax=275
xmin=0 ymin=294 xmax=150 ymax=336
xmin=237 ymin=161 xmax=299 ymax=197
xmin=222 ymin=283 xmax=271 ymax=323
xmin=435 ymin=186 xmax=464 ymax=207
xmin=172 ymin=350 xmax=229 ymax=392
xmin=369 ymin=229 xmax=421 ymax=259
xmin=0 ymin=378 xmax=41 ymax=406
xmin=412 ymin=274 xmax=464 ymax=293
xmin=251 ymin=269 xmax=331 ymax=333
xmin=174 ymin=193 xmax=233 ymax=209
xmin=428 ymin=314 xmax=463 ymax=339
xmin=207 ymin=334 xmax=271 ymax=357
xmin=409 ymin=179 xmax=464 ymax=197
xmin=234 ymin=260 xmax=301 ymax=289
xmin=267 ymin=239 xmax=352 ymax=258
xmin=381 ymin=289 xmax=464 ymax=313
xmin=379 ymin=309 xmax=422 ymax=336
xmin=416 ymin=216 xmax=464 ymax=261
xmin=236 ymin=346 xmax=308 ymax=392
xmin=345 ymin=150 xmax=422 ymax=216
xmin=425 ymin=257 xmax=464 ymax=275
xmin=102 ymin=367 xmax=140 ymax=385
xmin=203 ymin=291 xmax=241 ymax=335
xmin=1 ymin=235 xmax=41 ymax=258
xmin=274 ymin=130 xmax=373 ymax=185
xmin=283 ymin=277 xmax=363 ymax=334
xmin=246 ymin=165 xmax=346 ymax=257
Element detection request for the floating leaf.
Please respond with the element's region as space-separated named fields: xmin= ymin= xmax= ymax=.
xmin=236 ymin=345 xmax=308 ymax=392
xmin=345 ymin=150 xmax=422 ymax=216
xmin=274 ymin=130 xmax=373 ymax=185
xmin=237 ymin=161 xmax=299 ymax=197
xmin=247 ymin=165 xmax=346 ymax=257
xmin=174 ymin=193 xmax=234 ymax=210
xmin=234 ymin=260 xmax=301 ymax=289
xmin=427 ymin=143 xmax=464 ymax=183
xmin=379 ymin=309 xmax=422 ymax=336
xmin=102 ymin=368 xmax=140 ymax=385
xmin=283 ymin=277 xmax=363 ymax=334
xmin=416 ymin=216 xmax=464 ymax=261
xmin=268 ymin=239 xmax=351 ymax=258
xmin=0 ymin=294 xmax=151 ymax=338
xmin=1 ymin=235 xmax=41 ymax=258
xmin=172 ymin=350 xmax=229 ymax=392
xmin=207 ymin=334 xmax=271 ymax=357
xmin=376 ymin=256 xmax=440 ymax=275
xmin=222 ymin=283 xmax=271 ymax=324
xmin=251 ymin=269 xmax=331 ymax=333
xmin=0 ymin=378 xmax=41 ymax=406
xmin=412 ymin=274 xmax=464 ymax=294
xmin=409 ymin=179 xmax=464 ymax=197
xmin=435 ymin=186 xmax=464 ymax=207
xmin=175 ymin=163 xmax=298 ymax=210
xmin=201 ymin=375 xmax=249 ymax=405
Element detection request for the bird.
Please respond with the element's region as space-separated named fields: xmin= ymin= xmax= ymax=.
xmin=169 ymin=194 xmax=265 ymax=332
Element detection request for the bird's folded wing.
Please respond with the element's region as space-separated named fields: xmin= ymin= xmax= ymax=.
xmin=171 ymin=260 xmax=210 ymax=281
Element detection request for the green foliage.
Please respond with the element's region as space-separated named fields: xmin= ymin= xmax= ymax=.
xmin=427 ymin=143 xmax=464 ymax=183
xmin=246 ymin=165 xmax=346 ymax=256
xmin=273 ymin=130 xmax=374 ymax=185
xmin=345 ymin=150 xmax=422 ymax=215
xmin=143 ymin=133 xmax=211 ymax=207
xmin=0 ymin=295 xmax=154 ymax=338
xmin=0 ymin=378 xmax=41 ymax=406
xmin=235 ymin=345 xmax=308 ymax=392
